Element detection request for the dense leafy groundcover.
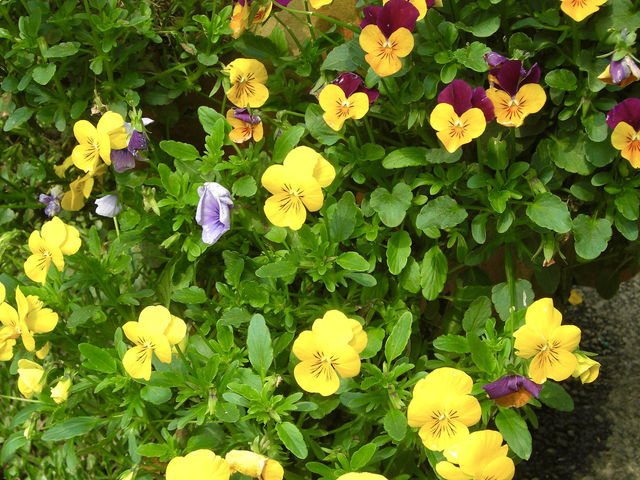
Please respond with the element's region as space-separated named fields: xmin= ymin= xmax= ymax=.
xmin=1 ymin=0 xmax=638 ymax=478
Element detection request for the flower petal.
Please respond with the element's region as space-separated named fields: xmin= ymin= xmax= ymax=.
xmin=435 ymin=461 xmax=473 ymax=480
xmin=74 ymin=120 xmax=96 ymax=144
xmin=529 ymin=348 xmax=578 ymax=383
xmin=261 ymin=164 xmax=288 ymax=194
xmin=516 ymin=83 xmax=546 ymax=116
xmin=430 ymin=102 xmax=458 ymax=132
xmin=445 ymin=394 xmax=481 ymax=427
xmin=123 ymin=345 xmax=152 ymax=380
xmin=513 ymin=324 xmax=544 ymax=359
xmin=138 ymin=305 xmax=172 ymax=336
xmin=525 ymin=298 xmax=562 ymax=337
xmin=480 ymin=456 xmax=515 ymax=480
xmin=328 ymin=344 xmax=361 ymax=379
xmin=264 ymin=193 xmax=307 ymax=230
xmin=292 ymin=330 xmax=320 ymax=361
xmin=550 ymin=324 xmax=581 ymax=352
xmin=611 ymin=122 xmax=636 ymax=150
xmin=294 ymin=359 xmax=340 ymax=396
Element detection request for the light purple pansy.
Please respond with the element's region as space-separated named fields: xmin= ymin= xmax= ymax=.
xmin=484 ymin=51 xmax=508 ymax=69
xmin=38 ymin=187 xmax=62 ymax=217
xmin=94 ymin=194 xmax=122 ymax=218
xmin=195 ymin=182 xmax=234 ymax=245
xmin=609 ymin=56 xmax=640 ymax=84
xmin=110 ymin=117 xmax=153 ymax=173
xmin=606 ymin=98 xmax=640 ymax=130
xmin=487 ymin=58 xmax=541 ymax=97
xmin=233 ymin=108 xmax=262 ymax=125
xmin=482 ymin=375 xmax=542 ymax=400
xmin=331 ymin=72 xmax=380 ymax=104
xmin=360 ymin=0 xmax=419 ymax=38
xmin=437 ymin=79 xmax=495 ymax=122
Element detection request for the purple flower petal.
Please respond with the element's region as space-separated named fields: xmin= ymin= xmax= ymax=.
xmin=95 ymin=194 xmax=122 ymax=217
xmin=484 ymin=51 xmax=508 ymax=69
xmin=493 ymin=60 xmax=523 ymax=97
xmin=520 ymin=62 xmax=541 ymax=86
xmin=196 ymin=182 xmax=234 ymax=245
xmin=520 ymin=377 xmax=543 ymax=399
xmin=361 ymin=86 xmax=380 ymax=104
xmin=332 ymin=72 xmax=364 ymax=98
xmin=39 ymin=194 xmax=52 ymax=205
xmin=607 ymin=98 xmax=640 ymax=130
xmin=471 ymin=87 xmax=495 ymax=122
xmin=111 ymin=148 xmax=136 ymax=173
xmin=609 ymin=59 xmax=629 ymax=84
xmin=233 ymin=108 xmax=261 ymax=125
xmin=482 ymin=375 xmax=542 ymax=400
xmin=438 ymin=79 xmax=473 ymax=116
xmin=273 ymin=0 xmax=291 ymax=5
xmin=128 ymin=130 xmax=148 ymax=153
xmin=376 ymin=0 xmax=419 ymax=37
xmin=361 ymin=6 xmax=382 ymax=30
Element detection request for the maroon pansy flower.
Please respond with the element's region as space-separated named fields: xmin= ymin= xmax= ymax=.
xmin=437 ymin=79 xmax=495 ymax=122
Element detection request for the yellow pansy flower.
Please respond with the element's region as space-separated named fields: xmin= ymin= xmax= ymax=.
xmin=226 ymin=108 xmax=264 ymax=143
xmin=230 ymin=1 xmax=273 ymax=38
xmin=225 ymin=450 xmax=283 ymax=480
xmin=292 ymin=313 xmax=361 ymax=396
xmin=436 ymin=430 xmax=515 ymax=480
xmin=0 ymin=337 xmax=16 ymax=361
xmin=513 ymin=298 xmax=581 ymax=384
xmin=430 ymin=103 xmax=486 ymax=153
xmin=359 ymin=26 xmax=414 ymax=77
xmin=560 ymin=0 xmax=607 ymax=22
xmin=51 ymin=377 xmax=72 ymax=404
xmin=319 ymin=84 xmax=369 ymax=131
xmin=572 ymin=353 xmax=600 ymax=384
xmin=226 ymin=59 xmax=269 ymax=108
xmin=17 ymin=359 xmax=45 ymax=398
xmin=20 ymin=288 xmax=59 ymax=335
xmin=122 ymin=306 xmax=186 ymax=381
xmin=407 ymin=368 xmax=481 ymax=451
xmin=314 ymin=310 xmax=368 ymax=354
xmin=166 ymin=449 xmax=230 ymax=480
xmin=0 ymin=297 xmax=36 ymax=353
xmin=72 ymin=111 xmax=128 ymax=172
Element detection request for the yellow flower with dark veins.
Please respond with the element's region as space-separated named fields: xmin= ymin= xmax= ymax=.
xmin=226 ymin=108 xmax=263 ymax=143
xmin=122 ymin=305 xmax=186 ymax=381
xmin=166 ymin=449 xmax=230 ymax=480
xmin=292 ymin=311 xmax=362 ymax=396
xmin=513 ymin=298 xmax=581 ymax=384
xmin=436 ymin=430 xmax=515 ymax=480
xmin=560 ymin=0 xmax=607 ymax=22
xmin=407 ymin=367 xmax=481 ymax=451
xmin=72 ymin=111 xmax=128 ymax=172
xmin=225 ymin=450 xmax=283 ymax=480
xmin=17 ymin=359 xmax=45 ymax=398
xmin=226 ymin=59 xmax=269 ymax=108
xmin=430 ymin=103 xmax=486 ymax=153
xmin=572 ymin=353 xmax=600 ymax=384
xmin=607 ymin=99 xmax=640 ymax=168
xmin=261 ymin=146 xmax=335 ymax=230
xmin=319 ymin=84 xmax=369 ymax=131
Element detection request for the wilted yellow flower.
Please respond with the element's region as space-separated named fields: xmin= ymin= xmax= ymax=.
xmin=513 ymin=298 xmax=581 ymax=384
xmin=17 ymin=359 xmax=45 ymax=398
xmin=225 ymin=450 xmax=283 ymax=480
xmin=166 ymin=449 xmax=230 ymax=480
xmin=50 ymin=377 xmax=72 ymax=404
xmin=568 ymin=289 xmax=583 ymax=306
xmin=54 ymin=155 xmax=74 ymax=178
xmin=572 ymin=353 xmax=600 ymax=384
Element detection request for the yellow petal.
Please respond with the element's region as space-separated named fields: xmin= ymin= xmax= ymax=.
xmin=312 ymin=310 xmax=354 ymax=345
xmin=74 ymin=120 xmax=97 ymax=144
xmin=359 ymin=25 xmax=386 ymax=55
xmin=283 ymin=146 xmax=335 ymax=187
xmin=60 ymin=224 xmax=81 ymax=255
xmin=430 ymin=103 xmax=458 ymax=132
xmin=480 ymin=456 xmax=515 ymax=480
xmin=264 ymin=193 xmax=308 ymax=230
xmin=445 ymin=394 xmax=481 ymax=427
xmin=560 ymin=0 xmax=606 ymax=22
xmin=417 ymin=367 xmax=474 ymax=396
xmin=261 ymin=164 xmax=288 ymax=195
xmin=97 ymin=111 xmax=127 ymax=148
xmin=292 ymin=330 xmax=320 ymax=361
xmin=348 ymin=92 xmax=370 ymax=120
xmin=310 ymin=0 xmax=332 ymax=7
xmin=98 ymin=131 xmax=112 ymax=165
xmin=456 ymin=430 xmax=506 ymax=474
xmin=138 ymin=305 xmax=172 ymax=335
xmin=419 ymin=418 xmax=469 ymax=452
xmin=294 ymin=359 xmax=340 ymax=396
xmin=229 ymin=126 xmax=253 ymax=143
xmin=513 ymin=324 xmax=544 ymax=359
xmin=246 ymin=81 xmax=269 ymax=108
xmin=166 ymin=450 xmax=230 ymax=480
xmin=550 ymin=324 xmax=581 ymax=352
xmin=323 ymin=111 xmax=346 ymax=131
xmin=123 ymin=345 xmax=153 ymax=380
xmin=485 ymin=88 xmax=524 ymax=127
xmin=388 ymin=28 xmax=414 ymax=58
xmin=228 ymin=58 xmax=268 ymax=84
xmin=41 ymin=217 xmax=67 ymax=248
xmin=165 ymin=315 xmax=187 ymax=345
xmin=348 ymin=318 xmax=367 ymax=353
xmin=435 ymin=462 xmax=472 ymax=480
xmin=25 ymin=306 xmax=58 ymax=334
xmin=329 ymin=343 xmax=361 ymax=379
xmin=611 ymin=122 xmax=636 ymax=150
xmin=72 ymin=143 xmax=100 ymax=172
xmin=319 ymin=84 xmax=346 ymax=113
xmin=529 ymin=348 xmax=577 ymax=383
xmin=122 ymin=321 xmax=145 ymax=344
xmin=0 ymin=338 xmax=16 ymax=361
xmin=152 ymin=333 xmax=172 ymax=364
xmin=460 ymin=108 xmax=486 ymax=138
xmin=516 ymin=83 xmax=546 ymax=116
xmin=226 ymin=109 xmax=245 ymax=128
xmin=525 ymin=298 xmax=562 ymax=338
xmin=61 ymin=189 xmax=84 ymax=211
xmin=36 ymin=341 xmax=50 ymax=359
xmin=51 ymin=377 xmax=72 ymax=404
xmin=407 ymin=391 xmax=441 ymax=427
xmin=253 ymin=122 xmax=264 ymax=142
xmin=0 ymin=302 xmax=19 ymax=329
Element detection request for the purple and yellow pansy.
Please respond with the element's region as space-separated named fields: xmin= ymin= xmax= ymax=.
xmin=319 ymin=73 xmax=378 ymax=131
xmin=607 ymin=98 xmax=640 ymax=168
xmin=598 ymin=55 xmax=640 ymax=88
xmin=226 ymin=108 xmax=263 ymax=143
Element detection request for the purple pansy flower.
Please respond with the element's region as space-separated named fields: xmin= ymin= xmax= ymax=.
xmin=360 ymin=0 xmax=419 ymax=37
xmin=331 ymin=72 xmax=380 ymax=104
xmin=94 ymin=194 xmax=122 ymax=217
xmin=110 ymin=117 xmax=153 ymax=173
xmin=437 ymin=79 xmax=495 ymax=122
xmin=38 ymin=187 xmax=62 ymax=217
xmin=482 ymin=375 xmax=542 ymax=408
xmin=233 ymin=108 xmax=262 ymax=125
xmin=599 ymin=55 xmax=640 ymax=87
xmin=195 ymin=182 xmax=234 ymax=245
xmin=606 ymin=98 xmax=640 ymax=130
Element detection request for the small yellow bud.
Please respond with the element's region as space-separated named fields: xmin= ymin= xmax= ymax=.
xmin=225 ymin=450 xmax=283 ymax=480
xmin=568 ymin=289 xmax=583 ymax=306
xmin=572 ymin=353 xmax=600 ymax=384
xmin=50 ymin=377 xmax=72 ymax=404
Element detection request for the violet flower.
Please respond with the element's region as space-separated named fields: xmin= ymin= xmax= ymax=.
xmin=606 ymin=98 xmax=640 ymax=168
xmin=488 ymin=59 xmax=541 ymax=97
xmin=331 ymin=72 xmax=380 ymax=104
xmin=360 ymin=0 xmax=419 ymax=38
xmin=482 ymin=375 xmax=542 ymax=408
xmin=95 ymin=194 xmax=122 ymax=217
xmin=110 ymin=117 xmax=153 ymax=173
xmin=437 ymin=79 xmax=495 ymax=122
xmin=606 ymin=98 xmax=640 ymax=130
xmin=233 ymin=108 xmax=262 ymax=125
xmin=195 ymin=182 xmax=234 ymax=245
xmin=598 ymin=55 xmax=640 ymax=88
xmin=38 ymin=187 xmax=62 ymax=217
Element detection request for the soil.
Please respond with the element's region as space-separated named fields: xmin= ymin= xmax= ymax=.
xmin=515 ymin=275 xmax=640 ymax=480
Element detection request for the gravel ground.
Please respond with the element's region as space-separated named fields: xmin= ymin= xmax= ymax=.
xmin=516 ymin=275 xmax=640 ymax=480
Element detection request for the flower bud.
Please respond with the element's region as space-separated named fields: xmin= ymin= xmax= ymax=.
xmin=572 ymin=354 xmax=600 ymax=384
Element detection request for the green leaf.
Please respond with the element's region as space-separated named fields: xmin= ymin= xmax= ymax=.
xmin=232 ymin=176 xmax=257 ymax=197
xmin=386 ymin=230 xmax=412 ymax=275
xmin=382 ymin=147 xmax=462 ymax=168
xmin=276 ymin=422 xmax=308 ymax=459
xmin=539 ymin=381 xmax=574 ymax=412
xmin=384 ymin=311 xmax=413 ymax=362
xmin=463 ymin=296 xmax=491 ymax=334
xmin=495 ymin=408 xmax=532 ymax=460
xmin=78 ymin=343 xmax=116 ymax=374
xmin=526 ymin=193 xmax=572 ymax=233
xmin=321 ymin=39 xmax=366 ymax=71
xmin=140 ymin=386 xmax=172 ymax=405
xmin=328 ymin=192 xmax=359 ymax=242
xmin=247 ymin=314 xmax=273 ymax=377
xmin=68 ymin=306 xmax=101 ymax=328
xmin=491 ymin=280 xmax=534 ymax=321
xmin=305 ymin=104 xmax=341 ymax=145
xmin=337 ymin=252 xmax=369 ymax=272
xmin=198 ymin=106 xmax=226 ymax=135
xmin=160 ymin=140 xmax=200 ymax=160
xmin=255 ymin=260 xmax=297 ymax=278
xmin=383 ymin=409 xmax=408 ymax=441
xmin=0 ymin=433 xmax=28 ymax=463
xmin=3 ymin=106 xmax=34 ymax=131
xmin=572 ymin=214 xmax=612 ymax=260
xmin=41 ymin=417 xmax=101 ymax=442
xmin=433 ymin=334 xmax=470 ymax=353
xmin=197 ymin=52 xmax=218 ymax=66
xmin=370 ymin=183 xmax=413 ymax=227
xmin=545 ymin=69 xmax=577 ymax=91
xmin=171 ymin=286 xmax=208 ymax=304
xmin=420 ymin=245 xmax=448 ymax=300
xmin=44 ymin=42 xmax=80 ymax=58
xmin=136 ymin=443 xmax=169 ymax=458
xmin=467 ymin=333 xmax=497 ymax=373
xmin=614 ymin=190 xmax=639 ymax=221
xmin=273 ymin=125 xmax=305 ymax=164
xmin=32 ymin=64 xmax=56 ymax=85
xmin=456 ymin=41 xmax=491 ymax=71
xmin=350 ymin=443 xmax=377 ymax=470
xmin=345 ymin=272 xmax=377 ymax=287
xmin=466 ymin=16 xmax=500 ymax=37
xmin=416 ymin=195 xmax=468 ymax=238
xmin=583 ymin=112 xmax=608 ymax=142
